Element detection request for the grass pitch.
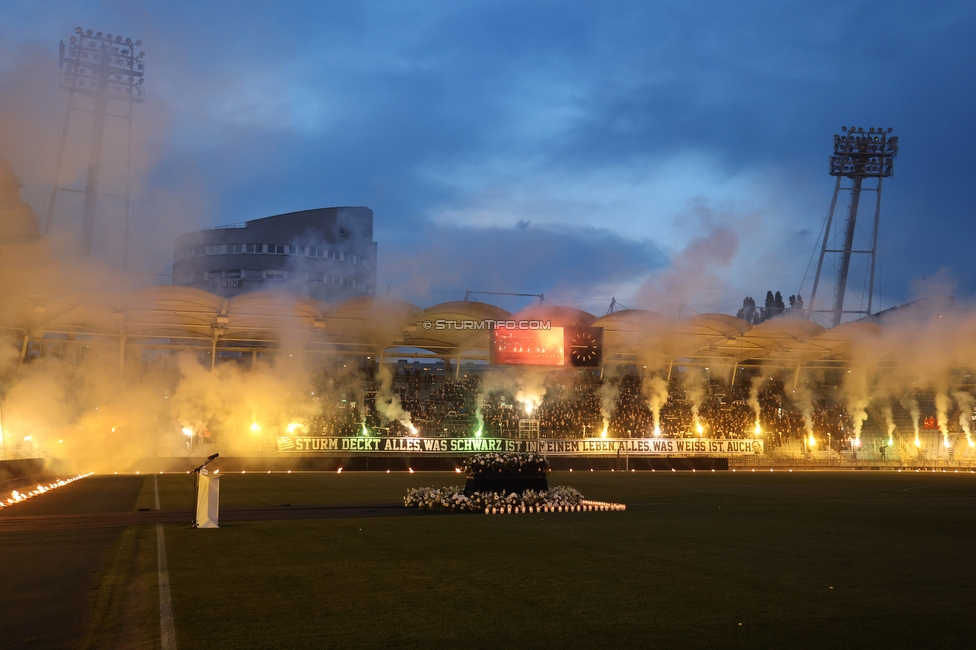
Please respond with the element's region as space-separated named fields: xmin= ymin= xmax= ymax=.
xmin=128 ymin=469 xmax=976 ymax=648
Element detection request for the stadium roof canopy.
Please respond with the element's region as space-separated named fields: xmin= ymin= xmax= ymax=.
xmin=0 ymin=287 xmax=877 ymax=370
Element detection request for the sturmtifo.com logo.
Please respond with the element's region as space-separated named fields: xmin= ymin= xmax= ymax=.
xmin=422 ymin=319 xmax=552 ymax=331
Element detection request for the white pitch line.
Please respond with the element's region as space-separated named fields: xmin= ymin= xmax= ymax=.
xmin=155 ymin=475 xmax=178 ymax=650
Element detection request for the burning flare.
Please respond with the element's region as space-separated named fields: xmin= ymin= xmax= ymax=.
xmin=936 ymin=390 xmax=952 ymax=450
xmin=1 ymin=474 xmax=93 ymax=509
xmin=954 ymin=391 xmax=975 ymax=449
xmin=647 ymin=376 xmax=668 ymax=438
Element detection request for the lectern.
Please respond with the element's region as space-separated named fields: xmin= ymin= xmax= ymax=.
xmin=191 ymin=453 xmax=220 ymax=528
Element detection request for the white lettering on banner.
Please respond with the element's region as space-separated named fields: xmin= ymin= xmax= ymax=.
xmin=274 ymin=437 xmax=764 ymax=456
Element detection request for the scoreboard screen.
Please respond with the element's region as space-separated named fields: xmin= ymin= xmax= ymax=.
xmin=490 ymin=326 xmax=602 ymax=367
xmin=491 ymin=326 xmax=565 ymax=365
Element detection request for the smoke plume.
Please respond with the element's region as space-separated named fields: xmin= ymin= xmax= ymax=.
xmin=646 ymin=375 xmax=668 ymax=436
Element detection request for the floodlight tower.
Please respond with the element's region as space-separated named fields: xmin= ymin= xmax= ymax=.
xmin=808 ymin=126 xmax=898 ymax=327
xmin=44 ymin=27 xmax=145 ymax=264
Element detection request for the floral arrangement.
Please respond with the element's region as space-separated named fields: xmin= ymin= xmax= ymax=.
xmin=462 ymin=452 xmax=551 ymax=475
xmin=404 ymin=485 xmax=583 ymax=512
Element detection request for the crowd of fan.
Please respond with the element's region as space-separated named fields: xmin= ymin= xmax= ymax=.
xmin=302 ymin=367 xmax=860 ymax=447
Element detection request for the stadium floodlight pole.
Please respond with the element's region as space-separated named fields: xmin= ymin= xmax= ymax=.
xmin=808 ymin=126 xmax=898 ymax=327
xmin=48 ymin=28 xmax=145 ymax=260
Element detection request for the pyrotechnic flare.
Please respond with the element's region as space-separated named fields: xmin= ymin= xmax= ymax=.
xmin=473 ymin=391 xmax=486 ymax=438
xmin=747 ymin=376 xmax=763 ymax=437
xmin=598 ymin=378 xmax=619 ymax=439
xmin=842 ymin=367 xmax=870 ymax=448
xmin=789 ymin=383 xmax=815 ymax=442
xmin=515 ymin=373 xmax=546 ymax=418
xmin=882 ymin=404 xmax=896 ymax=446
xmin=936 ymin=390 xmax=951 ymax=450
xmin=647 ymin=376 xmax=668 ymax=437
xmin=375 ymin=364 xmax=416 ymax=433
xmin=680 ymin=369 xmax=705 ymax=438
xmin=901 ymin=395 xmax=921 ymax=448
xmin=954 ymin=391 xmax=975 ymax=448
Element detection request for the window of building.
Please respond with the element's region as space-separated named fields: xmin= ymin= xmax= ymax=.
xmin=339 ymin=226 xmax=347 ymax=236
xmin=206 ymin=245 xmax=221 ymax=255
xmin=228 ymin=244 xmax=244 ymax=253
xmin=348 ymin=254 xmax=357 ymax=265
xmin=246 ymin=243 xmax=262 ymax=253
xmin=266 ymin=270 xmax=287 ymax=280
xmin=270 ymin=244 xmax=286 ymax=254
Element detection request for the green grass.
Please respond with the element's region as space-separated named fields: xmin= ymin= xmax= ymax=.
xmin=143 ymin=471 xmax=976 ymax=648
xmin=150 ymin=470 xmax=470 ymax=510
xmin=80 ymin=524 xmax=158 ymax=650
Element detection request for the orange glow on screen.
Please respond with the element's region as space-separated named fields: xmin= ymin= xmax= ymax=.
xmin=492 ymin=326 xmax=565 ymax=365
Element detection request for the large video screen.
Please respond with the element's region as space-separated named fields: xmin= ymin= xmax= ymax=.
xmin=490 ymin=326 xmax=603 ymax=367
xmin=490 ymin=326 xmax=565 ymax=366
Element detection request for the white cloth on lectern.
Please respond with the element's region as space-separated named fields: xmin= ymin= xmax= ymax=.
xmin=195 ymin=472 xmax=220 ymax=528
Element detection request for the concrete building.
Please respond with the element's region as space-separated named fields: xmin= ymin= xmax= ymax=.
xmin=173 ymin=207 xmax=377 ymax=301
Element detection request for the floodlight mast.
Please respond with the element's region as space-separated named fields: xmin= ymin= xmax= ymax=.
xmin=808 ymin=126 xmax=898 ymax=327
xmin=45 ymin=28 xmax=145 ymax=263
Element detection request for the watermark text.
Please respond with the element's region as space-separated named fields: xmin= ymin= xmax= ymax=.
xmin=422 ymin=319 xmax=552 ymax=331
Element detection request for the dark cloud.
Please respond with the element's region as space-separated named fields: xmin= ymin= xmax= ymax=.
xmin=2 ymin=0 xmax=975 ymax=312
xmin=380 ymin=222 xmax=666 ymax=309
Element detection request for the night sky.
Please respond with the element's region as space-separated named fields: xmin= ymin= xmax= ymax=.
xmin=1 ymin=1 xmax=974 ymax=316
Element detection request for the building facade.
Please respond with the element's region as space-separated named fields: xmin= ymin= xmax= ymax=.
xmin=173 ymin=207 xmax=377 ymax=300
